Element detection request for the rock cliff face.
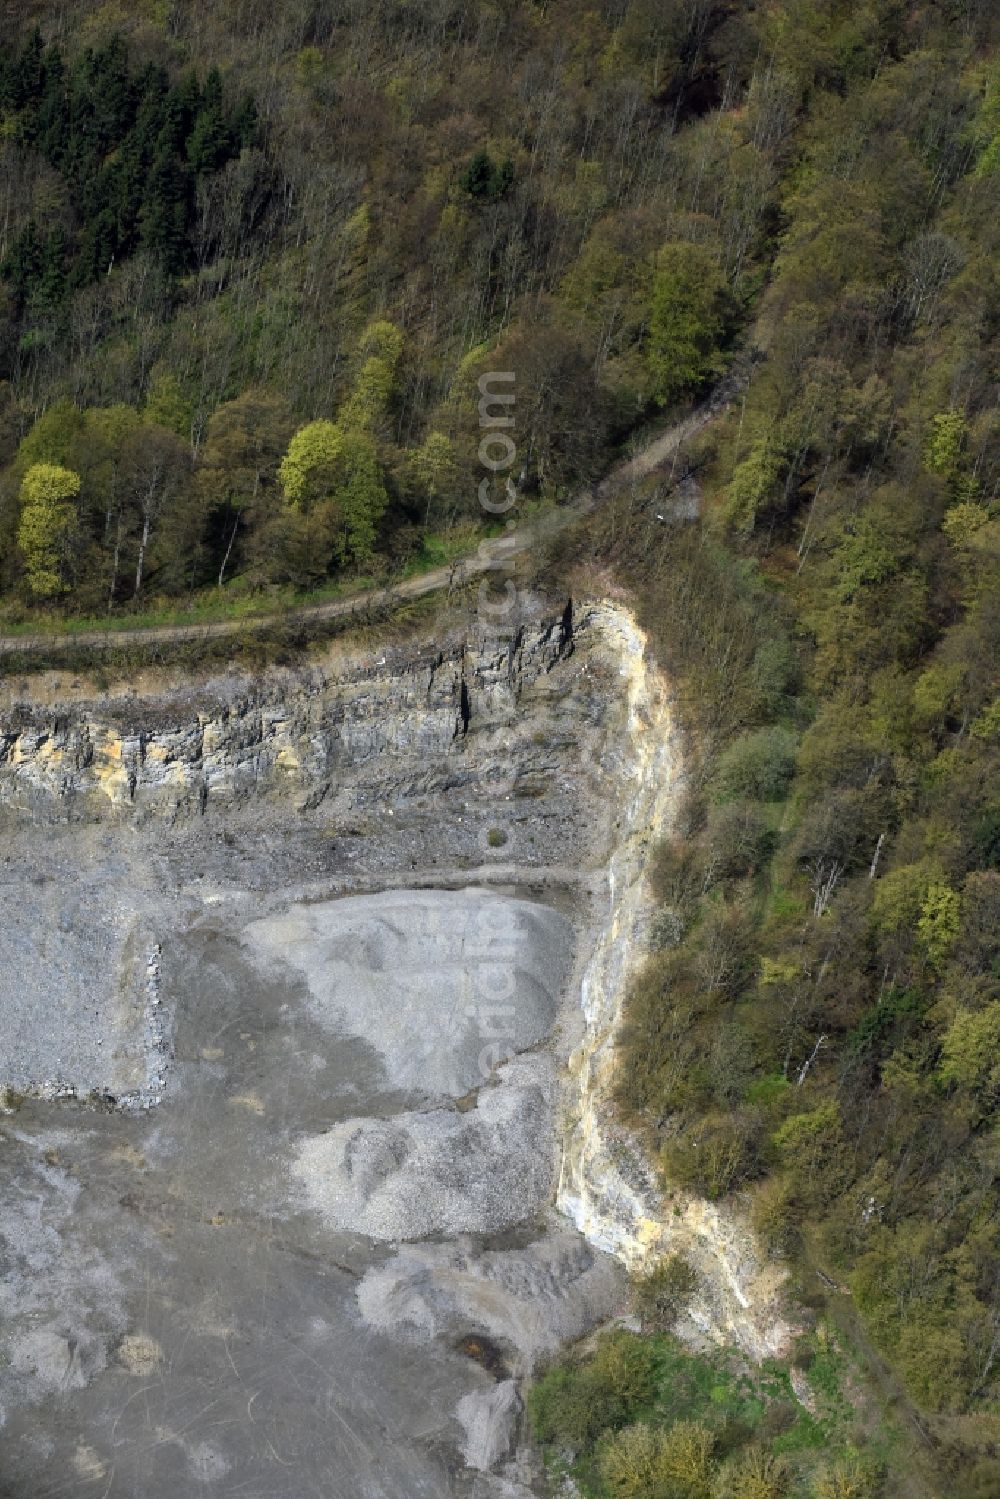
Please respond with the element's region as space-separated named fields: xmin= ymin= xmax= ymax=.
xmin=555 ymin=609 xmax=795 ymax=1361
xmin=0 ymin=611 xmax=573 ymax=821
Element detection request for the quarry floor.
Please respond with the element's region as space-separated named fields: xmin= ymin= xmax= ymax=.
xmin=0 ymin=884 xmax=621 ymax=1499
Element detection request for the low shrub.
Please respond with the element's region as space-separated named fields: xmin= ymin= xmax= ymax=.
xmin=632 ymin=1254 xmax=699 ymax=1333
xmin=527 ymin=1331 xmax=657 ymax=1451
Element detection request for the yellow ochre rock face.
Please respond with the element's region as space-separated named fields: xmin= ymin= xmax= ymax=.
xmin=558 ymin=606 xmax=795 ymax=1363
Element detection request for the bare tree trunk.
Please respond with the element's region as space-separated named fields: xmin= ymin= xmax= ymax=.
xmin=782 ymin=995 xmax=803 ymax=1081
xmin=869 ymin=832 xmax=886 ymax=880
xmin=971 ymin=1308 xmax=1000 ymax=1399
xmin=134 ymin=513 xmax=150 ymax=597
xmin=810 ymin=858 xmax=843 ymax=916
xmin=797 ymin=1034 xmax=828 ymax=1086
xmin=107 ymin=516 xmax=122 ymax=613
xmin=218 ymin=511 xmax=240 ymax=587
xmin=797 ymin=457 xmax=830 ymax=572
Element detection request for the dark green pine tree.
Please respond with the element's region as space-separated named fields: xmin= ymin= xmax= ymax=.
xmin=8 ymin=29 xmax=44 ymax=110
xmin=132 ymin=62 xmax=171 ymax=143
xmin=110 ymin=136 xmax=147 ymax=255
xmin=490 ymin=157 xmax=514 ymax=197
xmin=88 ymin=35 xmax=134 ymax=155
xmin=231 ymin=93 xmax=259 ymax=150
xmin=1 ymin=220 xmax=43 ymax=308
xmin=60 ymin=54 xmax=104 ymax=193
xmin=0 ymin=34 xmax=256 ymax=296
xmin=71 ymin=207 xmax=119 ymax=286
xmin=34 ymin=227 xmax=68 ymax=313
xmin=459 ymin=150 xmax=514 ymax=202
xmin=188 ymin=67 xmax=232 ymax=175
xmin=139 ymin=141 xmax=192 ymax=274
xmin=130 ymin=63 xmax=171 ymax=176
xmin=33 ymin=45 xmax=67 ymax=158
xmin=460 ymin=149 xmax=495 ymax=199
xmin=167 ymin=72 xmax=202 ymax=149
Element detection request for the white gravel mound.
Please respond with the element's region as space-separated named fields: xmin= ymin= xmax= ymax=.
xmin=294 ymin=1058 xmax=553 ymax=1238
xmin=244 ymin=887 xmax=573 ymax=1098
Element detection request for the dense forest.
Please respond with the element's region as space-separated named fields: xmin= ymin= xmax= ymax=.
xmin=0 ymin=0 xmax=769 ymax=615
xmin=533 ymin=3 xmax=999 ymax=1495
xmin=2 ymin=1 xmax=999 ymax=1496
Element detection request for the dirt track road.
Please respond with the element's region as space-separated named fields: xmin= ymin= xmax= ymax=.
xmin=0 ymin=392 xmax=724 ymax=658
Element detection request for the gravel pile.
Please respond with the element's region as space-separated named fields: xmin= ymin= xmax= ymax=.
xmin=245 ymin=887 xmax=573 ymax=1099
xmin=294 ymin=1058 xmax=553 ymax=1238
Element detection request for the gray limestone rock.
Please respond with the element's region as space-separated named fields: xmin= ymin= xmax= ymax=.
xmin=456 ymin=1380 xmax=522 ymax=1472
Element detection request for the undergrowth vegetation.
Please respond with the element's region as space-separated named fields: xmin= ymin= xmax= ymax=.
xmin=528 ymin=1328 xmax=886 ymax=1499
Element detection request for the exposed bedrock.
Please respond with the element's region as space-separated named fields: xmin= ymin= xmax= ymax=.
xmin=555 ymin=611 xmax=796 ymax=1361
xmin=0 ymin=608 xmax=576 ymax=819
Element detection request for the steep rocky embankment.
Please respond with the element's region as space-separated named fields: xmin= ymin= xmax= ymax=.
xmin=0 ymin=605 xmax=574 ymax=820
xmin=556 ymin=610 xmax=794 ymax=1361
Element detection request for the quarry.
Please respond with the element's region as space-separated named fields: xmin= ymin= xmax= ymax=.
xmin=0 ymin=598 xmax=790 ymax=1498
